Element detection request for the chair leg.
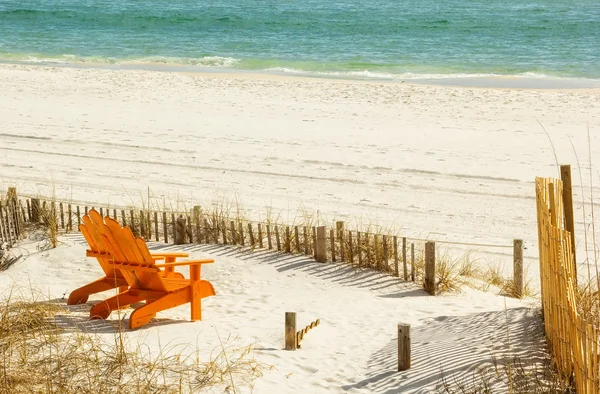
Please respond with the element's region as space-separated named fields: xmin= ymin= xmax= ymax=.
xmin=67 ymin=276 xmax=127 ymax=305
xmin=89 ymin=291 xmax=147 ymax=320
xmin=191 ymin=280 xmax=216 ymax=321
xmin=128 ymin=281 xmax=216 ymax=329
xmin=129 ymin=288 xmax=190 ymax=329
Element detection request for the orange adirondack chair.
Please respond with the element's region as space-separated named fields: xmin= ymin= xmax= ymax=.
xmin=88 ymin=216 xmax=215 ymax=329
xmin=67 ymin=209 xmax=188 ymax=305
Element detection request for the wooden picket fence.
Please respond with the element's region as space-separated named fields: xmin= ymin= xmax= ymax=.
xmin=0 ymin=190 xmax=23 ymax=248
xmin=16 ymin=196 xmax=419 ymax=280
xmin=536 ymin=176 xmax=599 ymax=393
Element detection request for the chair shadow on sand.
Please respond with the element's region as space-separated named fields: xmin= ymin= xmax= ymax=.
xmin=44 ymin=297 xmax=187 ymax=334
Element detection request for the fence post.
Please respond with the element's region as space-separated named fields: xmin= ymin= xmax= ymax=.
xmin=303 ymin=227 xmax=309 ymax=254
xmin=68 ymin=204 xmax=73 ymax=231
xmin=513 ymin=239 xmax=524 ymax=298
xmin=398 ymin=323 xmax=411 ymax=371
xmin=424 ymin=241 xmax=436 ymax=295
xmin=0 ymin=203 xmax=7 ymax=245
xmin=175 ymin=215 xmax=186 ymax=245
xmin=275 ymin=226 xmax=281 ymax=251
xmin=394 ymin=236 xmax=399 ymax=276
xmin=140 ymin=210 xmax=146 ymax=238
xmin=248 ymin=223 xmax=255 ymax=248
xmin=162 ymin=212 xmax=168 ymax=243
xmin=312 ymin=227 xmax=317 ymax=259
xmin=26 ymin=199 xmax=31 ymax=222
xmin=193 ymin=206 xmax=201 ymax=243
xmin=560 ymin=164 xmax=576 ymax=281
xmin=285 ymin=312 xmax=297 ymax=350
xmin=330 ymin=229 xmax=336 ymax=262
xmin=316 ymin=226 xmax=327 ymax=263
xmin=337 ymin=221 xmax=345 ymax=261
xmin=411 ymin=243 xmax=415 ymax=282
xmin=31 ymin=198 xmax=41 ymax=223
xmin=402 ymin=237 xmax=408 ymax=280
xmin=267 ymin=224 xmax=272 ymax=250
xmin=7 ymin=188 xmax=20 ymax=237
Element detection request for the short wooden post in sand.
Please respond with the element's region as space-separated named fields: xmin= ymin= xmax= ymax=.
xmin=513 ymin=239 xmax=524 ymax=298
xmin=398 ymin=323 xmax=411 ymax=371
xmin=424 ymin=241 xmax=436 ymax=295
xmin=285 ymin=312 xmax=297 ymax=350
xmin=316 ymin=226 xmax=327 ymax=263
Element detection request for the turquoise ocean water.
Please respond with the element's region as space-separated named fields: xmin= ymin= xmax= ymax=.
xmin=0 ymin=0 xmax=599 ymax=80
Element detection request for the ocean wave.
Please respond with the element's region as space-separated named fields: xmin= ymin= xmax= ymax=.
xmin=130 ymin=56 xmax=241 ymax=67
xmin=0 ymin=52 xmax=599 ymax=84
xmin=264 ymin=67 xmax=394 ymax=79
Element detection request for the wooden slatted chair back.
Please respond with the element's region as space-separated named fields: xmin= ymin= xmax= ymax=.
xmin=101 ymin=217 xmax=168 ymax=292
xmin=80 ymin=211 xmax=120 ymax=278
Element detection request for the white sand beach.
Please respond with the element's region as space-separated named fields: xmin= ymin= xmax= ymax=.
xmin=1 ymin=62 xmax=598 ymax=392
xmin=1 ymin=63 xmax=599 ymax=284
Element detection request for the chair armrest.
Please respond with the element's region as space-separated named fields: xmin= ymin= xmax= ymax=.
xmin=154 ymin=259 xmax=214 ymax=268
xmin=151 ymin=252 xmax=190 ymax=260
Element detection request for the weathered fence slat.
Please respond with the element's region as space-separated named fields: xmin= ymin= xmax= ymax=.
xmin=303 ymin=226 xmax=309 ymax=254
xmin=357 ymin=232 xmax=362 ymax=265
xmin=383 ymin=235 xmax=388 ymax=270
xmin=411 ymin=243 xmax=415 ymax=282
xmin=163 ymin=212 xmax=168 ymax=243
xmin=0 ymin=205 xmax=8 ymax=245
xmin=140 ymin=210 xmax=146 ymax=238
xmin=330 ymin=229 xmax=336 ymax=262
xmin=59 ymin=203 xmax=65 ymax=229
xmin=267 ymin=224 xmax=273 ymax=250
xmin=248 ymin=223 xmax=255 ymax=248
xmin=68 ymin=204 xmax=73 ymax=231
xmin=403 ymin=237 xmax=408 ymax=281
xmin=312 ymin=226 xmax=317 ymax=259
xmin=155 ymin=212 xmax=160 ymax=242
xmin=203 ymin=218 xmax=210 ymax=244
xmin=348 ymin=231 xmax=354 ymax=264
xmin=239 ymin=221 xmax=245 ymax=246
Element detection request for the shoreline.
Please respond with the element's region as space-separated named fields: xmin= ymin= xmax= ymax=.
xmin=2 ymin=60 xmax=600 ymax=91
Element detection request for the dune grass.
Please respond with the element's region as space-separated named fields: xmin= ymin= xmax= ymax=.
xmin=0 ymin=286 xmax=267 ymax=394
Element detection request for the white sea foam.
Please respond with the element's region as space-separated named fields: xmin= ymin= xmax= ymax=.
xmin=134 ymin=56 xmax=241 ymax=68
